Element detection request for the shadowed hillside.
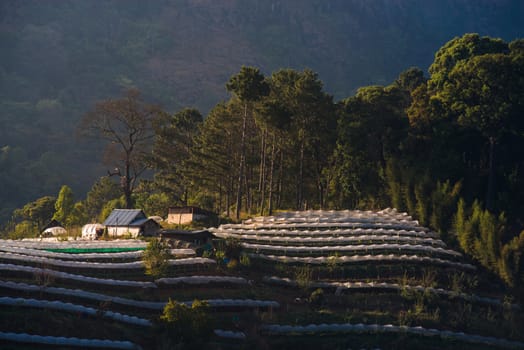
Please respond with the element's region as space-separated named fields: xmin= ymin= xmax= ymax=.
xmin=0 ymin=0 xmax=523 ymax=221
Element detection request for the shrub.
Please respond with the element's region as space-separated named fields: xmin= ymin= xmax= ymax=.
xmin=159 ymin=299 xmax=212 ymax=345
xmin=142 ymin=239 xmax=171 ymax=278
xmin=309 ymin=288 xmax=324 ymax=308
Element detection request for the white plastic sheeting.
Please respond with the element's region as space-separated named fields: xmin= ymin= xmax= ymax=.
xmin=0 ymin=280 xmax=164 ymax=309
xmin=244 ymin=208 xmax=417 ymax=224
xmin=203 ymin=299 xmax=279 ymax=308
xmin=0 ymin=245 xmax=195 ymax=260
xmin=0 ymin=296 xmax=152 ymax=327
xmin=0 ymin=263 xmax=157 ymax=288
xmin=0 ymin=280 xmax=279 ymax=310
xmin=0 ymin=252 xmax=215 ymax=269
xmin=249 ymin=253 xmax=476 ymax=270
xmin=241 ymin=243 xmax=461 ymax=257
xmin=218 ymin=222 xmax=427 ymax=231
xmin=0 ymin=332 xmax=142 ymax=349
xmin=167 ymin=257 xmax=216 ymax=266
xmin=0 ymin=239 xmax=147 ymax=249
xmin=210 ymin=228 xmax=437 ymax=238
xmin=0 ymin=246 xmax=144 ymax=260
xmin=213 ymin=330 xmax=246 ymax=339
xmin=155 ymin=276 xmax=248 ymax=285
xmin=260 ymin=323 xmax=524 ymax=349
xmin=0 ymin=252 xmax=144 ymax=269
xmin=211 ymin=232 xmax=445 ymax=246
xmin=262 ymin=277 xmax=519 ymax=310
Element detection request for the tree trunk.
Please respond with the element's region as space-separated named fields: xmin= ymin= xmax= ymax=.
xmin=486 ymin=137 xmax=496 ymax=211
xmin=268 ymin=134 xmax=276 ymax=216
xmin=124 ymin=159 xmax=133 ymax=209
xmin=259 ymin=129 xmax=267 ymax=214
xmin=277 ymin=148 xmax=284 ymax=208
xmin=297 ymin=138 xmax=305 ymax=210
xmin=235 ymin=103 xmax=248 ymax=220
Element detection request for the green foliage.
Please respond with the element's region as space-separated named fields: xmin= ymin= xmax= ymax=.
xmin=52 ymin=185 xmax=74 ymax=226
xmin=133 ymin=185 xmax=171 ymax=218
xmin=226 ymin=66 xmax=269 ymax=103
xmin=142 ymin=239 xmax=171 ymax=278
xmin=454 ymin=199 xmax=515 ymax=285
xmin=9 ymin=221 xmax=38 ymax=239
xmin=414 ymin=178 xmax=431 ymax=226
xmin=98 ymin=197 xmax=125 ymax=223
xmin=295 ymin=265 xmax=313 ymax=290
xmin=239 ymin=254 xmax=251 ymax=267
xmin=309 ymin=288 xmax=325 ymax=308
xmin=68 ymin=201 xmax=88 ymax=227
xmin=498 ymin=231 xmax=524 ymax=287
xmin=159 ymin=299 xmax=211 ymax=344
xmin=85 ymin=177 xmax=121 ymax=221
xmin=429 ymin=181 xmax=461 ymax=236
xmin=14 ymin=196 xmax=56 ymax=232
xmin=151 ymin=108 xmax=203 ymax=204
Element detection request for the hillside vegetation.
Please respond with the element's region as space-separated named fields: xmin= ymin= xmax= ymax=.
xmin=1 ymin=210 xmax=523 ymax=349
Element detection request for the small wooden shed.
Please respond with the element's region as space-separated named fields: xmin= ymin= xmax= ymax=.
xmin=167 ymin=206 xmax=214 ymax=225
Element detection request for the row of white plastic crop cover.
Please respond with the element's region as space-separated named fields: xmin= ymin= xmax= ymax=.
xmin=1 ymin=239 xmax=147 ymax=249
xmin=0 ymin=246 xmax=195 ymax=260
xmin=218 ymin=222 xmax=427 ymax=231
xmin=0 ymin=296 xmax=152 ymax=326
xmin=240 ymin=243 xmax=462 ymax=258
xmin=212 ymin=232 xmax=445 ymax=246
xmin=0 ymin=280 xmax=278 ymax=310
xmin=262 ymin=276 xmax=520 ymax=310
xmin=0 ymin=330 xmax=244 ymax=348
xmin=0 ymin=265 xmax=247 ymax=289
xmin=210 ymin=227 xmax=437 ymax=238
xmin=260 ymin=323 xmax=524 ymax=349
xmin=248 ymin=253 xmax=476 ymax=270
xmin=244 ymin=215 xmax=417 ymax=224
xmin=244 ymin=208 xmax=413 ymax=222
xmin=0 ymin=252 xmax=215 ymax=269
xmin=0 ymin=332 xmax=142 ymax=350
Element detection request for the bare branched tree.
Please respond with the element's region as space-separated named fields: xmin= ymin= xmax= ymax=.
xmin=80 ymin=89 xmax=165 ymax=208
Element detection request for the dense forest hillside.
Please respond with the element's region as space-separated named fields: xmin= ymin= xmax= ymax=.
xmin=1 ymin=0 xmax=524 ymax=222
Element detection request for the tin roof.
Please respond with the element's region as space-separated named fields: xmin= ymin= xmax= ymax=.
xmin=103 ymin=209 xmax=148 ymax=227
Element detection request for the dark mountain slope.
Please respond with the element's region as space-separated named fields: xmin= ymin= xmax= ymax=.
xmin=0 ymin=0 xmax=523 ymax=221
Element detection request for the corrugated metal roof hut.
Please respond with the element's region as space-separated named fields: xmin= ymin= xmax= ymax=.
xmin=103 ymin=209 xmax=160 ymax=238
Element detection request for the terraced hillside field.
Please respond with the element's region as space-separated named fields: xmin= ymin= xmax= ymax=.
xmin=1 ymin=209 xmax=523 ymax=349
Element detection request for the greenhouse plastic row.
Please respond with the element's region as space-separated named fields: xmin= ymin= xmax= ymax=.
xmin=0 ymin=280 xmax=280 ymax=311
xmin=0 ymin=296 xmax=152 ymax=327
xmin=213 ymin=330 xmax=246 ymax=339
xmin=219 ymin=221 xmax=427 ymax=231
xmin=203 ymin=299 xmax=279 ymax=308
xmin=168 ymin=257 xmax=216 ymax=266
xmin=241 ymin=243 xmax=462 ymax=258
xmin=245 ymin=209 xmax=415 ymax=223
xmin=211 ymin=232 xmax=445 ymax=246
xmin=0 ymin=246 xmax=144 ymax=260
xmin=249 ymin=253 xmax=476 ymax=270
xmin=0 ymin=252 xmax=215 ymax=269
xmin=0 ymin=332 xmax=142 ymax=349
xmin=155 ymin=276 xmax=248 ymax=285
xmin=262 ymin=277 xmax=519 ymax=309
xmin=0 ymin=263 xmax=157 ymax=288
xmin=260 ymin=323 xmax=524 ymax=349
xmin=210 ymin=227 xmax=435 ymax=237
xmin=3 ymin=239 xmax=147 ymax=249
xmin=0 ymin=280 xmax=164 ymax=309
